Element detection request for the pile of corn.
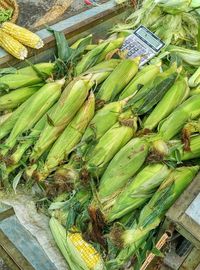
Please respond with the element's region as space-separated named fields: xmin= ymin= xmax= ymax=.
xmin=0 ymin=3 xmax=200 ymax=269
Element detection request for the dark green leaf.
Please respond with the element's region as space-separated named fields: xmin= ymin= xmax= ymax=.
xmin=0 ymin=67 xmax=16 ymax=75
xmin=151 ymin=246 xmax=164 ymax=257
xmin=46 ymin=114 xmax=55 ymax=127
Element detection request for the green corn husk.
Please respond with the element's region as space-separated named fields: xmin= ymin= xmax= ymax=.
xmin=106 ymin=163 xmax=171 ymax=222
xmin=75 ymin=38 xmax=124 ymax=75
xmin=123 ymin=64 xmax=178 ymax=114
xmin=34 ymin=92 xmax=95 ymax=181
xmin=168 ymin=46 xmax=200 ymax=66
xmin=1 ymin=79 xmax=64 ymax=156
xmin=0 ymin=112 xmax=12 ymax=125
xmin=0 ymin=95 xmax=34 ymax=141
xmin=84 ymin=59 xmax=121 ymax=85
xmin=70 ymin=34 xmax=92 ymax=49
xmin=49 ymin=217 xmax=105 ymax=270
xmin=85 ymin=111 xmax=137 ymax=177
xmin=111 ymin=165 xmax=199 ymax=268
xmin=158 ymin=94 xmax=200 ymax=140
xmin=30 ymin=78 xmax=93 ymax=162
xmin=119 ymin=63 xmax=161 ymax=100
xmin=143 ymin=77 xmax=189 ymax=130
xmin=98 ymin=137 xmax=149 ymax=201
xmin=190 ymin=86 xmax=200 ymax=96
xmin=0 ymin=63 xmax=54 ymax=91
xmin=188 ymin=66 xmax=200 ymax=88
xmin=79 ymin=99 xmax=127 ymax=156
xmin=168 ymin=135 xmax=200 ymax=161
xmin=6 ymin=104 xmax=57 ymax=166
xmin=96 ymin=58 xmax=140 ymax=103
xmin=0 ymin=84 xmax=43 ymax=111
xmin=16 ymin=62 xmax=54 ymax=76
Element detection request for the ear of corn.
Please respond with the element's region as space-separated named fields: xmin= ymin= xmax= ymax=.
xmin=30 ymin=78 xmax=93 ymax=162
xmin=106 ymin=163 xmax=171 ymax=222
xmin=0 ymin=97 xmax=31 ymax=140
xmin=86 ymin=111 xmax=137 ymax=177
xmin=158 ymin=94 xmax=200 ymax=140
xmin=143 ymin=77 xmax=189 ymax=130
xmin=123 ymin=64 xmax=178 ymax=113
xmin=113 ymin=166 xmax=199 ymax=268
xmin=0 ymin=74 xmax=44 ymax=90
xmin=0 ymin=29 xmax=28 ymax=60
xmin=188 ymin=66 xmax=200 ymax=87
xmin=17 ymin=62 xmax=54 ymax=76
xmin=98 ymin=137 xmax=149 ymax=201
xmin=7 ymin=105 xmax=55 ymax=165
xmin=119 ymin=63 xmax=161 ymax=100
xmin=83 ymin=59 xmax=121 ymax=85
xmin=1 ymin=80 xmax=64 ymax=155
xmin=2 ymin=22 xmax=44 ymax=49
xmin=35 ymin=92 xmax=95 ymax=181
xmin=80 ymin=99 xmax=126 ymax=156
xmin=50 ymin=217 xmax=104 ymax=270
xmin=75 ymin=38 xmax=124 ymax=75
xmin=0 ymin=84 xmax=43 ymax=111
xmin=96 ymin=58 xmax=140 ymax=103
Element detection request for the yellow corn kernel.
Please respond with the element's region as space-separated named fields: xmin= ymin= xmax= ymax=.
xmin=2 ymin=22 xmax=44 ymax=49
xmin=0 ymin=29 xmax=27 ymax=60
xmin=68 ymin=227 xmax=102 ymax=269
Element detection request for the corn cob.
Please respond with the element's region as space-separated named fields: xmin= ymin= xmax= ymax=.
xmin=84 ymin=59 xmax=121 ymax=85
xmin=85 ymin=111 xmax=137 ymax=177
xmin=106 ymin=163 xmax=171 ymax=222
xmin=6 ymin=105 xmax=56 ymax=166
xmin=188 ymin=66 xmax=200 ymax=87
xmin=30 ymin=78 xmax=93 ymax=162
xmin=1 ymin=80 xmax=64 ymax=156
xmin=34 ymin=92 xmax=95 ymax=181
xmin=123 ymin=64 xmax=178 ymax=114
xmin=158 ymin=94 xmax=200 ymax=140
xmin=167 ymin=135 xmax=200 ymax=161
xmin=0 ymin=29 xmax=28 ymax=60
xmin=0 ymin=97 xmax=31 ymax=141
xmin=0 ymin=73 xmax=44 ymax=90
xmin=143 ymin=77 xmax=189 ymax=131
xmin=2 ymin=22 xmax=44 ymax=49
xmin=119 ymin=63 xmax=161 ymax=100
xmin=96 ymin=58 xmax=140 ymax=103
xmin=17 ymin=62 xmax=54 ymax=76
xmin=75 ymin=38 xmax=124 ymax=75
xmin=50 ymin=217 xmax=104 ymax=270
xmin=0 ymin=84 xmax=42 ymax=111
xmin=98 ymin=137 xmax=149 ymax=201
xmin=80 ymin=99 xmax=126 ymax=156
xmin=112 ymin=166 xmax=199 ymax=268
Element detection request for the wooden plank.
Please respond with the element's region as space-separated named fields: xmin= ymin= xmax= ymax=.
xmin=166 ymin=173 xmax=200 ymax=245
xmin=0 ymin=0 xmax=127 ymax=67
xmin=0 ymin=216 xmax=58 ymax=270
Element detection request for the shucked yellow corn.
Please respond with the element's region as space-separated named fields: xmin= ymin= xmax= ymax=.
xmin=2 ymin=22 xmax=44 ymax=49
xmin=0 ymin=29 xmax=28 ymax=60
xmin=49 ymin=217 xmax=104 ymax=270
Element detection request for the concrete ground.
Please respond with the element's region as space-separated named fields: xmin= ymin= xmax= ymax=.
xmin=17 ymin=0 xmax=106 ymax=30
